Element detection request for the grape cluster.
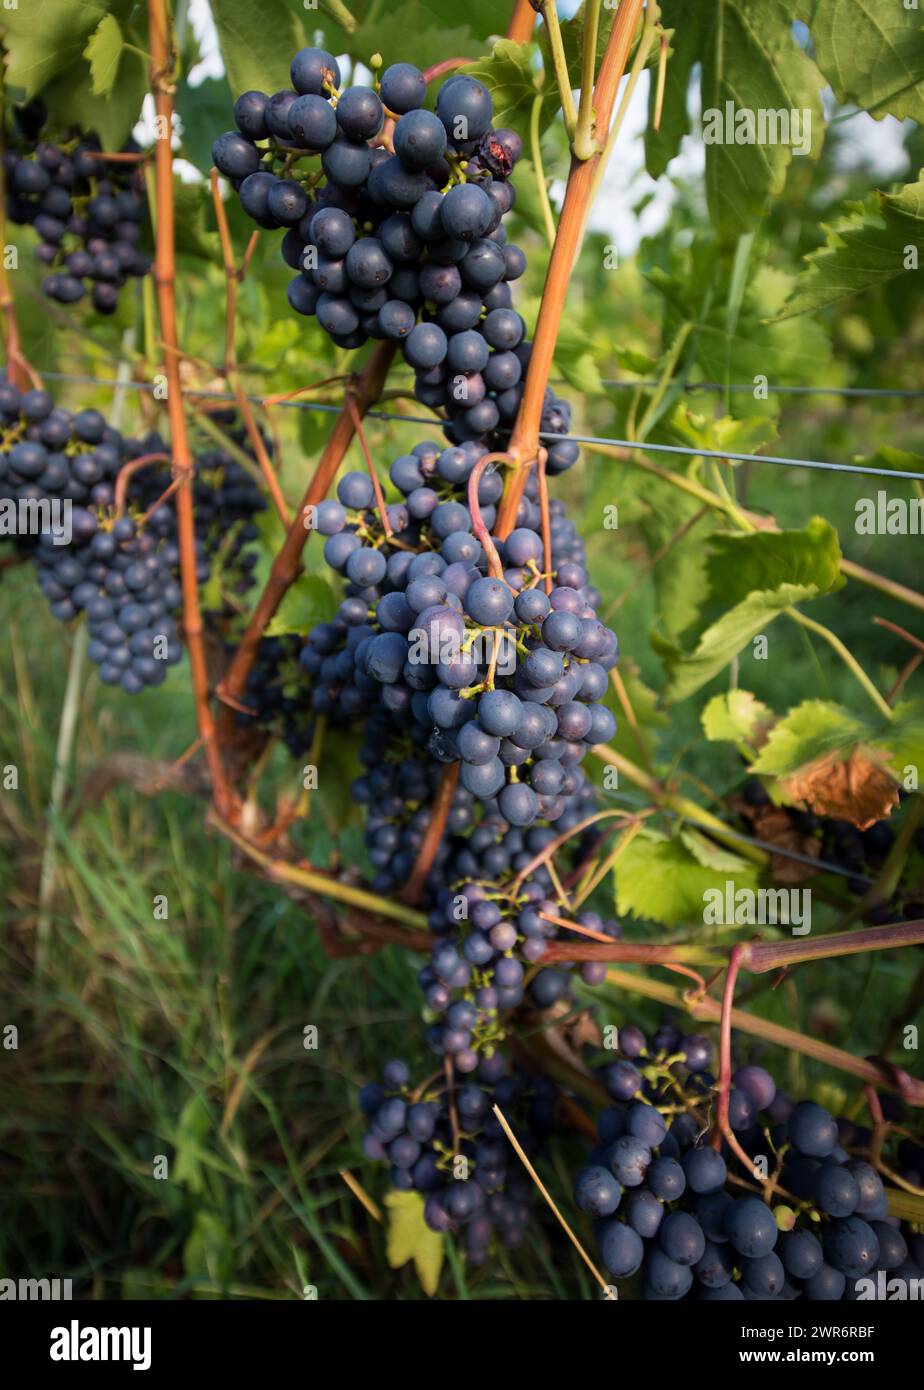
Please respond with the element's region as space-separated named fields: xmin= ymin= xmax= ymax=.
xmin=1 ymin=378 xmax=266 ymax=693
xmin=360 ymin=1055 xmax=557 ymax=1258
xmin=301 ymin=445 xmax=616 ymax=831
xmin=213 ymin=54 xmax=565 ymax=446
xmin=235 ymin=635 xmax=319 ymax=756
xmin=573 ymin=1024 xmax=922 ymax=1300
xmin=5 ymin=99 xmax=151 ymax=314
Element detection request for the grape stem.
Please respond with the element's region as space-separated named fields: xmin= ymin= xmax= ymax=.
xmin=404 ymin=762 xmax=461 ymax=905
xmin=216 ymin=342 xmax=397 ymax=744
xmin=149 ymin=0 xmax=238 ymax=822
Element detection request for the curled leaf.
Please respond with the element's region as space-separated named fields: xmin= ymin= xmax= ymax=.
xmin=782 ymin=747 xmax=900 ymax=830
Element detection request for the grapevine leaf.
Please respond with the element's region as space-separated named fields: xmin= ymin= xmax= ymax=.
xmin=781 ymin=748 xmax=900 ymax=830
xmin=645 ymin=1 xmax=825 ymax=239
xmin=702 ymin=690 xmax=774 ymax=744
xmin=385 ymin=1191 xmax=444 ymax=1297
xmin=173 ymin=178 xmax=219 ymax=262
xmin=776 ymin=177 xmax=924 ymax=320
xmin=662 ymin=583 xmax=818 ymax=704
xmin=679 ymin=828 xmax=756 ymax=876
xmin=663 ymin=406 xmax=779 ymax=459
xmin=177 ymin=77 xmax=238 ymax=176
xmin=751 ymin=699 xmax=924 ymax=785
xmin=751 ymin=700 xmax=886 ymax=776
xmin=266 ymin=574 xmax=338 ymax=636
xmin=855 ymin=446 xmax=924 ymax=476
xmin=211 ymin=0 xmax=306 ymax=99
xmin=806 ymin=0 xmax=924 ymax=123
xmin=706 ymin=518 xmax=844 ymax=608
xmin=615 ymin=831 xmax=758 ymax=926
xmin=553 ymin=315 xmax=604 ymax=395
xmin=84 ymin=14 xmax=124 ymax=99
xmin=40 ymin=51 xmax=147 ymax=151
xmin=2 ymin=0 xmax=111 ymax=97
xmin=645 ymin=19 xmax=698 ymax=177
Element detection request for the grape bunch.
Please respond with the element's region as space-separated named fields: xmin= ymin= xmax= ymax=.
xmin=5 ymin=99 xmax=151 ymax=314
xmin=360 ymin=1055 xmax=557 ymax=1258
xmin=299 ymin=443 xmax=616 ymax=831
xmin=572 ymin=1023 xmax=922 ymax=1300
xmin=213 ymin=53 xmax=562 ymax=446
xmin=1 ymin=377 xmax=268 ymax=694
xmin=235 ymin=635 xmax=319 ymax=756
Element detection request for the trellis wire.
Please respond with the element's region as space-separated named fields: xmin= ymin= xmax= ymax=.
xmin=598 ymin=381 xmax=924 ymax=400
xmin=38 ymin=370 xmax=924 ymax=483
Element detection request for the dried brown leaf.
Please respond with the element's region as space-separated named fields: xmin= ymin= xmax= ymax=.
xmin=782 ymin=747 xmax=900 ymax=831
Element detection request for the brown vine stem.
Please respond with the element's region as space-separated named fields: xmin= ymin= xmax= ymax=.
xmin=148 ymin=0 xmax=235 ymax=822
xmin=112 ymin=451 xmax=172 ymax=515
xmin=506 ymin=0 xmax=538 ymax=45
xmin=209 ymin=169 xmax=290 ymax=527
xmin=494 ymin=0 xmax=645 ymax=537
xmin=544 ymin=917 xmax=924 ymax=971
xmin=710 ymin=945 xmax=754 ymax=1167
xmin=217 ymin=341 xmax=397 ymax=734
xmin=404 ymin=762 xmax=461 ymax=904
xmin=467 ymin=452 xmax=511 ymax=580
xmin=0 ymin=62 xmax=41 ymax=393
xmin=536 ymin=446 xmax=553 ymax=595
xmin=603 ymin=966 xmax=924 ymax=1106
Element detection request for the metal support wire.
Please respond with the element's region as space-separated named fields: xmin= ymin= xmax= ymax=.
xmin=37 ymin=370 xmax=924 ymax=483
xmin=598 ymin=381 xmax=924 ymax=400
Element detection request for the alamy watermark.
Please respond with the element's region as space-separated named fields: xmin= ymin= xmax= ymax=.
xmin=0 ymin=496 xmax=73 ymax=545
xmin=855 ymin=492 xmax=924 ymax=536
xmin=703 ymin=881 xmax=812 ymax=935
xmin=702 ymin=102 xmax=812 ymax=157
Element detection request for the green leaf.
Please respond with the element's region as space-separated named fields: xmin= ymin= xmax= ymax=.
xmin=173 ymin=178 xmax=219 ymax=262
xmin=692 ymin=266 xmax=835 ymax=406
xmin=3 ymin=0 xmax=110 ymax=97
xmin=856 ymin=445 xmax=924 ymax=476
xmin=663 ymin=583 xmax=818 ymax=703
xmin=266 ymin=574 xmax=337 ymax=636
xmin=679 ymin=827 xmax=757 ymax=875
xmin=807 ymin=0 xmax=924 ymax=123
xmin=177 ymin=77 xmax=237 ymax=176
xmin=552 ymin=315 xmax=604 ymax=395
xmin=385 ymin=1191 xmax=444 ymax=1296
xmin=647 ymin=1 xmax=825 ymax=239
xmin=84 ymin=14 xmax=123 ymax=99
xmin=777 ymin=176 xmax=924 ymax=320
xmin=750 ymin=700 xmax=882 ymax=776
xmin=645 ymin=21 xmax=699 ymax=177
xmin=615 ymin=831 xmax=758 ymax=926
xmin=462 ymin=40 xmax=546 ymax=149
xmin=211 ymin=0 xmax=306 ymax=99
xmin=702 ymin=689 xmax=774 ymax=744
xmin=707 ymin=518 xmax=844 ymax=608
xmin=666 ymin=405 xmax=779 ymax=458
xmin=750 ymin=699 xmax=924 ymax=780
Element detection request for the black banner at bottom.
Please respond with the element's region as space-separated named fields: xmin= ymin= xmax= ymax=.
xmin=1 ymin=1296 xmax=916 ymax=1377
